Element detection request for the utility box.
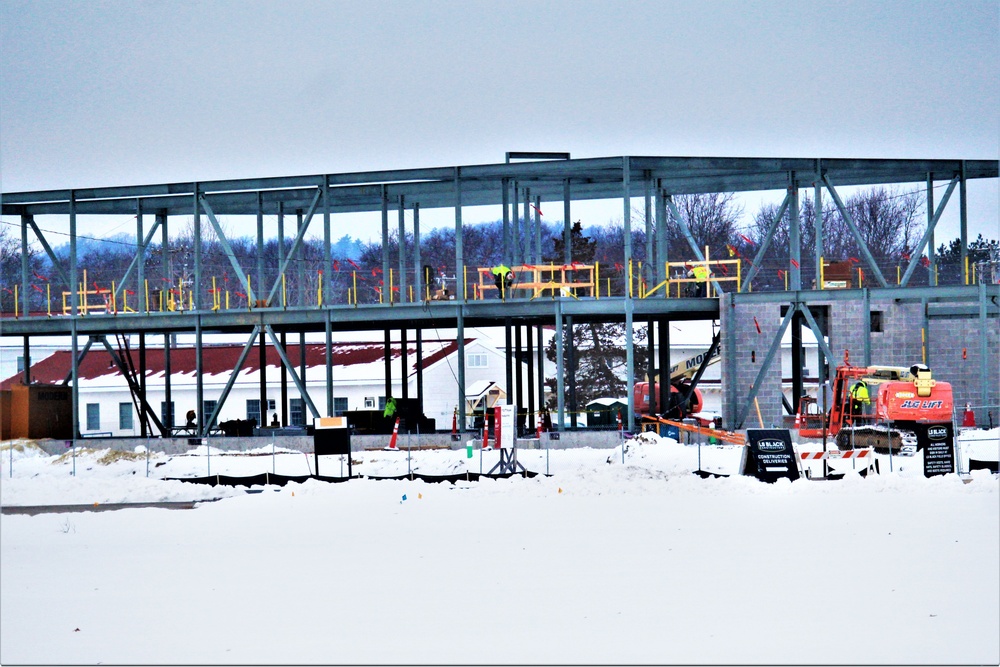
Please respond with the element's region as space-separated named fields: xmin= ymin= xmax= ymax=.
xmin=7 ymin=384 xmax=73 ymax=440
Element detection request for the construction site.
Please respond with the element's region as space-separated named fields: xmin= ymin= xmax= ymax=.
xmin=1 ymin=153 xmax=998 ymax=459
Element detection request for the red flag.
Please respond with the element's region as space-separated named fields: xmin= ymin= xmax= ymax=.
xmin=333 ymin=260 xmax=340 ymax=272
xmin=920 ymin=256 xmax=930 ymax=267
xmin=32 ymin=284 xmax=44 ymax=293
xmin=614 ymin=262 xmax=624 ymax=271
xmin=235 ymin=291 xmax=246 ymax=298
xmin=33 ymin=270 xmax=47 ymax=282
xmin=901 ymin=252 xmax=910 ymax=261
xmin=790 ymin=258 xmax=799 ymax=268
xmin=848 ymin=257 xmax=860 ymax=264
xmin=740 ymin=234 xmax=755 ymax=246
xmin=777 ymin=269 xmax=785 ymax=279
xmin=347 ymin=259 xmax=360 ymax=270
xmin=716 ymin=263 xmax=729 ymax=275
xmin=531 ymin=203 xmax=543 ymax=216
xmin=753 ymin=316 xmax=762 ymax=334
xmin=125 ymin=289 xmax=135 ymax=295
xmin=92 ymin=281 xmax=100 ymax=290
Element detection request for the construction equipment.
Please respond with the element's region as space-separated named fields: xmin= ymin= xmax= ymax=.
xmin=633 ymin=340 xmax=720 ymax=421
xmin=797 ymin=362 xmax=954 ymax=454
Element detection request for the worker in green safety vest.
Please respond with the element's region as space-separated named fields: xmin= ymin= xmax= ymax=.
xmin=687 ymin=264 xmax=710 ymax=297
xmin=491 ymin=264 xmax=514 ymax=299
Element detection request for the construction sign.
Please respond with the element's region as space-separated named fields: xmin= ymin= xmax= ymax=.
xmin=741 ymin=429 xmax=800 ymax=483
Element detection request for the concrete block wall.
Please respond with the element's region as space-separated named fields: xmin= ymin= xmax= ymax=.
xmin=721 ymin=299 xmax=784 ymax=429
xmin=929 ymin=314 xmax=1000 ymax=423
xmin=721 ymin=293 xmax=996 ymax=430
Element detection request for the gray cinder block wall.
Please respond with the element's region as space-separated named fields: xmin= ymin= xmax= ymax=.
xmin=721 ymin=293 xmax=998 ymax=429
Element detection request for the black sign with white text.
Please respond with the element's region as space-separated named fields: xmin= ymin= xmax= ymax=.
xmin=920 ymin=422 xmax=955 ymax=478
xmin=742 ymin=429 xmax=800 ymax=483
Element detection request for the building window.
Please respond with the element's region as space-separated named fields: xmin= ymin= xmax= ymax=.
xmin=202 ymin=400 xmax=218 ymax=428
xmin=290 ymin=399 xmax=305 ymax=427
xmin=378 ymin=396 xmax=387 ymax=410
xmin=364 ymin=396 xmax=376 ymax=409
xmin=119 ymin=403 xmax=133 ymax=431
xmin=17 ymin=356 xmax=25 ymax=372
xmin=86 ymin=403 xmax=100 ymax=431
xmin=267 ymin=398 xmax=276 ymax=411
xmin=468 ymin=353 xmax=488 ymax=368
xmin=334 ymin=397 xmax=348 ymax=415
xmin=246 ymin=399 xmax=261 ymax=425
xmin=870 ymin=311 xmax=883 ymax=333
xmin=161 ymin=401 xmax=174 ymax=428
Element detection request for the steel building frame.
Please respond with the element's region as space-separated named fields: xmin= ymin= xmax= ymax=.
xmin=3 ymin=155 xmax=997 ymax=437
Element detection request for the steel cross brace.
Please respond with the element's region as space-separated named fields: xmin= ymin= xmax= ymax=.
xmin=97 ymin=335 xmax=167 ymax=436
xmin=199 ymin=195 xmax=253 ymax=300
xmin=26 ymin=217 xmax=72 ymax=288
xmin=740 ymin=192 xmax=790 ymax=292
xmin=822 ymin=174 xmax=889 ymax=288
xmin=265 ymin=188 xmax=322 ymax=306
xmin=736 ymin=306 xmax=795 ymax=428
xmin=204 ymin=325 xmax=261 ymax=435
xmin=899 ymin=176 xmax=959 ymax=287
xmin=111 ymin=215 xmax=163 ymax=304
xmin=264 ymin=324 xmax=321 ymax=420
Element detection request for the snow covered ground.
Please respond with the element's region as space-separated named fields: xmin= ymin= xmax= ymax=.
xmin=1 ymin=430 xmax=998 ymax=665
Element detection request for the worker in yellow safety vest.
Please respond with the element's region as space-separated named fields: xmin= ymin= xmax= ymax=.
xmin=850 ymin=379 xmax=870 ymax=416
xmin=687 ymin=264 xmax=710 ymax=297
xmin=491 ymin=264 xmax=514 ymax=299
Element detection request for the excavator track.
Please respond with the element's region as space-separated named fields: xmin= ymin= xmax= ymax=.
xmin=835 ymin=425 xmax=905 ymax=454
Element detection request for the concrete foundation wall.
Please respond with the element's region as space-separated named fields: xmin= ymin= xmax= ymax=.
xmin=31 ymin=429 xmax=626 ymax=456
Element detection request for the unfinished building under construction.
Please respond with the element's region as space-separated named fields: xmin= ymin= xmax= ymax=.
xmin=1 ymin=154 xmax=997 ymax=442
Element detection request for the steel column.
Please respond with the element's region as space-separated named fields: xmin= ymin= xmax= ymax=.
xmin=196 ymin=316 xmax=204 ymax=433
xmin=256 ymin=191 xmax=264 ymax=306
xmin=656 ymin=186 xmax=668 ymax=284
xmin=259 ymin=327 xmax=267 ymax=426
xmin=960 ymin=163 xmax=968 ymax=283
xmin=455 ymin=167 xmax=466 ymax=432
xmin=323 ymin=175 xmax=333 ymax=305
xmin=325 ymin=312 xmax=333 ymax=417
xmin=645 ymin=172 xmax=653 ymax=285
xmin=20 ymin=215 xmax=29 ymax=317
xmin=381 ymin=185 xmax=389 ymax=302
xmin=788 ymin=179 xmax=801 ymax=290
xmin=526 ymin=325 xmax=535 ymax=431
xmin=563 ymin=179 xmax=571 ymax=265
xmin=398 ymin=194 xmax=406 ymax=297
xmin=862 ymin=289 xmax=872 ymax=366
xmin=69 ymin=192 xmax=78 ymax=439
xmin=414 ymin=203 xmax=422 ymax=299
xmin=555 ymin=299 xmax=564 ymax=430
xmin=505 ymin=318 xmax=513 ymax=405
xmin=927 ymin=174 xmax=935 ymax=287
xmin=502 ymin=178 xmax=510 ymax=264
xmin=814 ymin=180 xmax=822 ymax=289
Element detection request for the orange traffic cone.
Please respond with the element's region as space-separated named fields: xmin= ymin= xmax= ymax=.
xmin=963 ymin=403 xmax=976 ymax=427
xmin=384 ymin=417 xmax=401 ymax=451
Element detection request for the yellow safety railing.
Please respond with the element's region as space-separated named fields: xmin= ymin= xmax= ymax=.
xmin=476 ymin=263 xmax=597 ymax=299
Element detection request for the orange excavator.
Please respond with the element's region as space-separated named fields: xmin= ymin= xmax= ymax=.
xmin=797 ymin=361 xmax=954 ymax=454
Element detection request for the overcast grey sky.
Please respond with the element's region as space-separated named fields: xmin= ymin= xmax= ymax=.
xmin=1 ymin=0 xmax=997 ymax=243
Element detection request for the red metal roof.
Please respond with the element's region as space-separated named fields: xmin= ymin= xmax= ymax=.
xmin=0 ymin=338 xmax=472 ymax=389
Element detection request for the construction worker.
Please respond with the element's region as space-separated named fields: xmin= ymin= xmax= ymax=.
xmin=491 ymin=264 xmax=514 ymax=299
xmin=686 ymin=264 xmax=710 ymax=297
xmin=850 ymin=379 xmax=870 ymax=416
xmin=383 ymin=396 xmax=397 ymax=419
